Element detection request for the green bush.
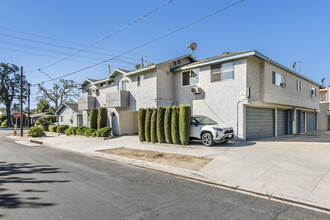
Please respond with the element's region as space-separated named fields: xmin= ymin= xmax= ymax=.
xmin=49 ymin=125 xmax=58 ymax=132
xmin=76 ymin=126 xmax=86 ymax=136
xmin=97 ymin=107 xmax=108 ymax=129
xmin=171 ymin=106 xmax=180 ymax=144
xmin=28 ymin=127 xmax=46 ymax=137
xmin=150 ymin=108 xmax=157 ymax=144
xmin=56 ymin=125 xmax=69 ymax=133
xmin=65 ymin=127 xmax=73 ymax=136
xmin=84 ymin=128 xmax=96 ymax=137
xmin=96 ymin=127 xmax=112 ymax=137
xmin=35 ymin=115 xmax=56 ymax=131
xmin=164 ymin=106 xmax=172 ymax=144
xmin=71 ymin=127 xmax=77 ymax=135
xmin=144 ymin=108 xmax=152 ymax=142
xmin=0 ymin=114 xmax=6 ymax=124
xmin=1 ymin=119 xmax=7 ymax=127
xmin=156 ymin=106 xmax=165 ymax=143
xmin=80 ymin=127 xmax=90 ymax=136
xmin=179 ymin=105 xmax=191 ymax=145
xmin=91 ymin=131 xmax=97 ymax=137
xmin=138 ymin=108 xmax=146 ymax=142
xmin=89 ymin=109 xmax=98 ymax=129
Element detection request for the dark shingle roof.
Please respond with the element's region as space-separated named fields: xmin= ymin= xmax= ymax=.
xmin=65 ymin=102 xmax=78 ymax=112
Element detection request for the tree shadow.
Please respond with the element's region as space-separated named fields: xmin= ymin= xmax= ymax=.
xmin=0 ymin=161 xmax=71 ymax=216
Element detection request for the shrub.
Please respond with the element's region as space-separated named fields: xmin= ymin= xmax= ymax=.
xmin=156 ymin=106 xmax=165 ymax=143
xmin=171 ymin=106 xmax=180 ymax=144
xmin=144 ymin=108 xmax=152 ymax=142
xmin=150 ymin=108 xmax=157 ymax=144
xmin=97 ymin=107 xmax=108 ymax=129
xmin=89 ymin=109 xmax=98 ymax=129
xmin=0 ymin=114 xmax=6 ymax=124
xmin=1 ymin=119 xmax=7 ymax=127
xmin=76 ymin=126 xmax=86 ymax=136
xmin=138 ymin=108 xmax=146 ymax=142
xmin=84 ymin=128 xmax=96 ymax=137
xmin=91 ymin=131 xmax=97 ymax=137
xmin=35 ymin=115 xmax=56 ymax=131
xmin=96 ymin=127 xmax=112 ymax=137
xmin=65 ymin=127 xmax=73 ymax=136
xmin=71 ymin=127 xmax=77 ymax=135
xmin=79 ymin=127 xmax=89 ymax=136
xmin=28 ymin=127 xmax=46 ymax=137
xmin=179 ymin=105 xmax=191 ymax=145
xmin=164 ymin=106 xmax=172 ymax=144
xmin=57 ymin=125 xmax=69 ymax=133
xmin=49 ymin=125 xmax=58 ymax=132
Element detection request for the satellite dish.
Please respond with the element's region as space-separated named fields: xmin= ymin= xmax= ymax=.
xmin=186 ymin=42 xmax=197 ymax=54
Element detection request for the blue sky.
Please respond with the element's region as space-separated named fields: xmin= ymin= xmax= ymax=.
xmin=1 ymin=0 xmax=329 ymax=108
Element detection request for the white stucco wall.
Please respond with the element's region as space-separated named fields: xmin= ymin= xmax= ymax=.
xmin=318 ymin=103 xmax=329 ymax=130
xmin=58 ymin=107 xmax=79 ymax=127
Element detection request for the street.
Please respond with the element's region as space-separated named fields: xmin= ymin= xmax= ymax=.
xmin=0 ymin=130 xmax=329 ymax=220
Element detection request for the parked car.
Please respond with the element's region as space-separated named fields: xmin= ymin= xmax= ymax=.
xmin=190 ymin=115 xmax=234 ymax=146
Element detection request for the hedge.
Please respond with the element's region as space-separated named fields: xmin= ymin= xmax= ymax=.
xmin=76 ymin=126 xmax=86 ymax=136
xmin=84 ymin=128 xmax=96 ymax=137
xmin=144 ymin=108 xmax=152 ymax=142
xmin=179 ymin=105 xmax=191 ymax=145
xmin=35 ymin=115 xmax=56 ymax=131
xmin=156 ymin=106 xmax=165 ymax=143
xmin=49 ymin=125 xmax=58 ymax=132
xmin=91 ymin=131 xmax=97 ymax=137
xmin=28 ymin=127 xmax=46 ymax=137
xmin=57 ymin=125 xmax=69 ymax=133
xmin=65 ymin=127 xmax=74 ymax=136
xmin=150 ymin=108 xmax=157 ymax=144
xmin=96 ymin=127 xmax=112 ymax=137
xmin=138 ymin=108 xmax=146 ymax=142
xmin=164 ymin=106 xmax=172 ymax=144
xmin=90 ymin=109 xmax=98 ymax=129
xmin=171 ymin=106 xmax=180 ymax=144
xmin=97 ymin=107 xmax=108 ymax=129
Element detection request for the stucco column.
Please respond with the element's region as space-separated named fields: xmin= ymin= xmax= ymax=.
xmin=274 ymin=109 xmax=278 ymax=137
xmin=292 ymin=109 xmax=297 ymax=134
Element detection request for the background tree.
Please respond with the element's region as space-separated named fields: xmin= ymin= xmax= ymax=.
xmin=36 ymin=98 xmax=51 ymax=113
xmin=0 ymin=63 xmax=28 ymax=127
xmin=37 ymin=79 xmax=78 ymax=111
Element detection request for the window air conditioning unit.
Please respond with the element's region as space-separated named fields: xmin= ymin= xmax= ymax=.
xmin=280 ymin=82 xmax=286 ymax=87
xmin=191 ymin=87 xmax=201 ymax=94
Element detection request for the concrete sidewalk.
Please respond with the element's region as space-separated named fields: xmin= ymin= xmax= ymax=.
xmin=8 ymin=131 xmax=330 ymax=212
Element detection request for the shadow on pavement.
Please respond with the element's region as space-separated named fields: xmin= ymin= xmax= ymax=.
xmin=0 ymin=161 xmax=70 ymax=214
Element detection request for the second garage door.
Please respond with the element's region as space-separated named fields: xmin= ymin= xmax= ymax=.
xmin=277 ymin=110 xmax=289 ymax=136
xmin=306 ymin=112 xmax=317 ymax=132
xmin=246 ymin=107 xmax=274 ymax=140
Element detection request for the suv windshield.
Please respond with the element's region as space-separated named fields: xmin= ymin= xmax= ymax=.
xmin=194 ymin=116 xmax=217 ymax=125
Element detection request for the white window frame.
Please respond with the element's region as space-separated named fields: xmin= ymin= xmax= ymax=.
xmin=137 ymin=75 xmax=144 ymax=87
xmin=311 ymin=87 xmax=317 ymax=97
xmin=118 ymin=80 xmax=127 ymax=91
xmin=320 ymin=92 xmax=328 ymax=102
xmin=211 ymin=62 xmax=234 ymax=82
xmin=181 ymin=69 xmax=199 ymax=87
xmin=272 ymin=71 xmax=285 ymax=86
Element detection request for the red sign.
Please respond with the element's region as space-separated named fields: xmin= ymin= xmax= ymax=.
xmin=13 ymin=113 xmax=20 ymax=119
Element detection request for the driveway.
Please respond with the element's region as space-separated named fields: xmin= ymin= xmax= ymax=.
xmin=10 ymin=130 xmax=330 ymax=211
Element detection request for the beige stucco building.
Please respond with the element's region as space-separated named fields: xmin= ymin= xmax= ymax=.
xmin=318 ymin=87 xmax=330 ymax=130
xmin=75 ymin=51 xmax=321 ymax=140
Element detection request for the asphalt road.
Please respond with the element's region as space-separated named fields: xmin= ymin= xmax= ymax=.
xmin=0 ymin=130 xmax=329 ymax=220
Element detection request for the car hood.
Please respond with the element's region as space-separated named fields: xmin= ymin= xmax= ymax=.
xmin=203 ymin=124 xmax=233 ymax=130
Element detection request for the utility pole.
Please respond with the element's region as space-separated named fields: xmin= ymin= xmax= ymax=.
xmin=27 ymin=83 xmax=31 ymax=129
xmin=20 ymin=66 xmax=23 ymax=137
xmin=140 ymin=57 xmax=144 ymax=68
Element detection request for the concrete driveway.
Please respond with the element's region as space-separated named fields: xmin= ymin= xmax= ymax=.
xmin=10 ymin=130 xmax=330 ymax=210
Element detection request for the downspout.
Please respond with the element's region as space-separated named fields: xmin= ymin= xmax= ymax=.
xmin=236 ymin=100 xmax=243 ymax=137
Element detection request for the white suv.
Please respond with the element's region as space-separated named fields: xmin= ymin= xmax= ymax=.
xmin=190 ymin=115 xmax=234 ymax=146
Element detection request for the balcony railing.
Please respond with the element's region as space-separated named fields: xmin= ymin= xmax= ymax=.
xmin=106 ymin=90 xmax=130 ymax=108
xmin=78 ymin=96 xmax=96 ymax=111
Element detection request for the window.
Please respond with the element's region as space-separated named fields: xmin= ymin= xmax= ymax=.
xmin=118 ymin=80 xmax=127 ymax=91
xmin=60 ymin=116 xmax=64 ymax=122
xmin=272 ymin=71 xmax=285 ymax=86
xmin=296 ymin=80 xmax=302 ymax=91
xmin=311 ymin=87 xmax=317 ymax=97
xmin=182 ymin=69 xmax=199 ymax=86
xmin=137 ymin=75 xmax=144 ymax=87
xmin=211 ymin=62 xmax=234 ymax=82
xmin=320 ymin=92 xmax=327 ymax=102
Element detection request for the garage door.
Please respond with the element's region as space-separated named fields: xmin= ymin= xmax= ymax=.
xmin=277 ymin=110 xmax=289 ymax=136
xmin=306 ymin=112 xmax=317 ymax=132
xmin=296 ymin=110 xmax=305 ymax=133
xmin=246 ymin=107 xmax=274 ymax=140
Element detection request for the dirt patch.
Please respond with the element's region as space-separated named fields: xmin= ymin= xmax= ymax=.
xmin=98 ymin=148 xmax=211 ymax=171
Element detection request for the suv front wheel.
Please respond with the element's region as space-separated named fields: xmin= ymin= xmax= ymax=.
xmin=201 ymin=132 xmax=214 ymax=146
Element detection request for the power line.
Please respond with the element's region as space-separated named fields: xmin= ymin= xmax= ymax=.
xmin=39 ymin=0 xmax=245 ymax=84
xmin=38 ymin=0 xmax=174 ymax=70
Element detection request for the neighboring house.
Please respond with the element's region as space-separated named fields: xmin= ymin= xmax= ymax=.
xmin=30 ymin=112 xmax=54 ymax=126
xmin=318 ymin=87 xmax=330 ymax=130
xmin=55 ymin=102 xmax=82 ymax=127
xmin=78 ymin=51 xmax=321 ymax=140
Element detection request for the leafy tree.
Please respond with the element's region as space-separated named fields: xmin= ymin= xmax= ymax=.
xmin=36 ymin=98 xmax=50 ymax=113
xmin=0 ymin=63 xmax=28 ymax=126
xmin=37 ymin=79 xmax=78 ymax=111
